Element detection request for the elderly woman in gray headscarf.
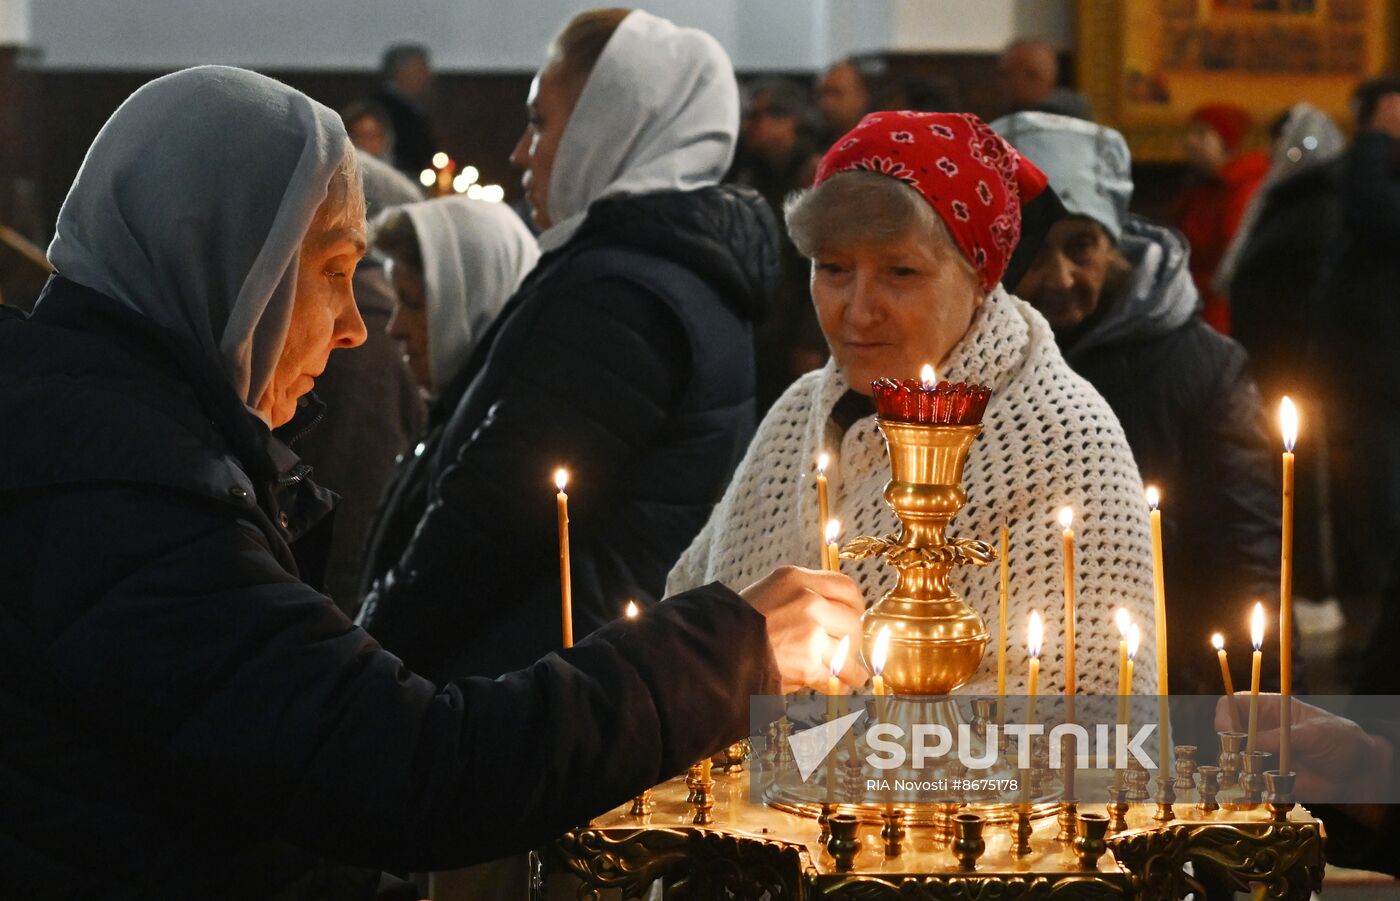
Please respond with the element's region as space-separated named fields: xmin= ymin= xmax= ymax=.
xmin=0 ymin=65 xmax=862 ymax=897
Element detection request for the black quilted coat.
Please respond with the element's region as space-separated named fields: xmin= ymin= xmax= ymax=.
xmin=358 ymin=185 xmax=780 ymax=681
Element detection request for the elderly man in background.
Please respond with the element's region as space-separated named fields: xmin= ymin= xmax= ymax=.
xmin=999 ymin=38 xmax=1093 ymax=120
xmin=996 ymin=112 xmax=1280 ymax=744
xmin=815 ymin=58 xmax=873 ymax=142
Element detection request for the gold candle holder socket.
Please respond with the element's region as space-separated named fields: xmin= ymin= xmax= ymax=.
xmin=1217 ymin=731 xmax=1246 ymax=789
xmin=1196 ymin=766 xmax=1221 ymax=813
xmin=1240 ymin=751 xmax=1272 ymax=806
xmin=1074 ymin=812 xmax=1111 ymax=870
xmin=827 ymin=813 xmax=861 ymax=872
xmin=1174 ymin=745 xmax=1199 ymax=793
xmin=881 ymin=809 xmax=906 ymax=857
xmin=1265 ymin=770 xmax=1297 ymax=822
xmin=951 ymin=812 xmax=987 ymax=871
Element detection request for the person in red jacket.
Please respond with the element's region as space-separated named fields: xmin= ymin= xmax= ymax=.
xmin=1174 ymin=103 xmax=1270 ymax=334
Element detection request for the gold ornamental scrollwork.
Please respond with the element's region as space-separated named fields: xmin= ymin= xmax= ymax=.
xmin=1106 ymin=821 xmax=1324 ymax=901
xmin=818 ymin=873 xmax=1130 ymax=900
xmin=841 ymin=534 xmax=998 ymax=571
xmin=553 ymin=827 xmax=807 ymax=901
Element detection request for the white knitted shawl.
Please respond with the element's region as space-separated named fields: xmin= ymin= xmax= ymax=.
xmin=668 ymin=288 xmax=1156 ymax=696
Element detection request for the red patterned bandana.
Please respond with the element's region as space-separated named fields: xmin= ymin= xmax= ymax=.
xmin=815 ymin=111 xmax=1050 ymax=292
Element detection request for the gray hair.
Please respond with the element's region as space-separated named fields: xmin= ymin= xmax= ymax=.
xmin=784 ymin=171 xmax=972 ymax=277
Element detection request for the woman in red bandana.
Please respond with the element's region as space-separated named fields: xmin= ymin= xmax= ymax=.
xmin=669 ymin=112 xmax=1158 ymax=697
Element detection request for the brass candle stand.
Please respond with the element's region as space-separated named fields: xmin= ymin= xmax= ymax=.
xmin=541 ymin=381 xmax=1323 ymax=900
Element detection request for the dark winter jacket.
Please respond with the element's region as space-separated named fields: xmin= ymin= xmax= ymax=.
xmin=1321 ymin=131 xmax=1400 ymax=398
xmin=0 ymin=276 xmax=777 ymax=899
xmin=1060 ymin=216 xmax=1281 ymax=699
xmin=1228 ymin=159 xmax=1342 ymax=398
xmin=357 ymin=184 xmax=779 ymax=681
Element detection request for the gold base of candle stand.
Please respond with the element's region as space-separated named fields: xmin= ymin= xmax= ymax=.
xmin=543 ymin=769 xmax=1324 ymax=901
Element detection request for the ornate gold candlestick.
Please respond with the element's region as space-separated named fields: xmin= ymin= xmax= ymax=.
xmin=845 ymin=417 xmax=995 ymax=695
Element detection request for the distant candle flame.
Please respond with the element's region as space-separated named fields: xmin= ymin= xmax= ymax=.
xmin=1127 ymin=622 xmax=1141 ymax=660
xmin=1250 ymin=602 xmax=1265 ymax=650
xmin=1211 ymin=632 xmax=1225 ymax=651
xmin=872 ymin=626 xmax=891 ymax=676
xmin=1145 ymin=485 xmax=1160 ymax=510
xmin=1057 ymin=506 xmax=1074 ymax=530
xmin=920 ymin=364 xmax=937 ymax=389
xmin=432 ymin=151 xmax=449 ymax=169
xmin=1027 ymin=610 xmax=1043 ymax=659
xmin=830 ymin=635 xmax=850 ymax=678
xmin=554 ymin=468 xmax=569 ymax=491
xmin=418 ymin=168 xmax=436 ymax=188
xmin=825 ymin=518 xmax=841 ymax=545
xmin=1280 ymin=396 xmax=1298 ymax=453
xmin=817 ymin=452 xmax=829 ymax=474
xmin=625 ymin=600 xmax=639 ymax=620
xmin=1115 ymin=607 xmax=1131 ymax=638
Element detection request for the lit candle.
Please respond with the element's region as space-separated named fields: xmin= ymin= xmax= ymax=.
xmin=827 ymin=635 xmax=850 ymax=799
xmin=1115 ymin=608 xmax=1131 ymax=700
xmin=1145 ymin=487 xmax=1169 ymax=696
xmin=825 ymin=519 xmax=842 ymax=572
xmin=1212 ymin=632 xmax=1242 ymax=733
xmin=554 ymin=468 xmax=573 ymax=648
xmin=1027 ymin=610 xmax=1043 ymax=702
xmin=1119 ymin=622 xmax=1139 ymax=729
xmin=1246 ymin=602 xmax=1265 ymax=754
xmin=871 ymin=626 xmax=891 ymax=696
xmin=1279 ymin=397 xmax=1298 ymax=775
xmin=625 ymin=599 xmax=639 ymax=620
xmin=1058 ymin=507 xmax=1076 ymax=696
xmin=921 ymin=363 xmax=937 ymax=389
xmin=816 ymin=452 xmax=831 ymax=569
xmin=998 ymin=520 xmax=1010 ymax=699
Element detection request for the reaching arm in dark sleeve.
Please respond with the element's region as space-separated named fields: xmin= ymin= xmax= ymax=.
xmin=43 ymin=488 xmax=774 ymax=873
xmin=1340 ymin=132 xmax=1400 ymax=245
xmin=360 ymin=278 xmax=691 ymax=673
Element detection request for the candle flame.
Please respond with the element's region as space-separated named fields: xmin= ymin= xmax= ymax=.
xmin=1250 ymin=602 xmax=1265 ymax=650
xmin=1211 ymin=632 xmax=1225 ymax=651
xmin=825 ymin=518 xmax=841 ymax=545
xmin=817 ymin=452 xmax=829 ymax=474
xmin=1114 ymin=607 xmax=1131 ymax=638
xmin=1027 ymin=610 xmax=1043 ymax=659
xmin=1057 ymin=506 xmax=1073 ymax=530
xmin=1127 ymin=622 xmax=1141 ymax=659
xmin=872 ymin=626 xmax=891 ymax=676
xmin=830 ymin=635 xmax=850 ymax=677
xmin=432 ymin=151 xmax=450 ymax=170
xmin=1280 ymin=396 xmax=1298 ymax=453
xmin=625 ymin=600 xmax=639 ymax=620
xmin=920 ymin=363 xmax=937 ymax=388
xmin=553 ymin=468 xmax=569 ymax=491
xmin=1145 ymin=485 xmax=1160 ymax=510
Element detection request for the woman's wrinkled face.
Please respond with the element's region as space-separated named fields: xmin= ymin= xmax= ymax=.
xmin=257 ymin=164 xmax=369 ymax=427
xmin=509 ymin=59 xmax=576 ymax=230
xmin=1013 ymin=217 xmax=1116 ymax=334
xmin=385 ymin=257 xmax=432 ymax=392
xmin=811 ymin=230 xmax=982 ymax=395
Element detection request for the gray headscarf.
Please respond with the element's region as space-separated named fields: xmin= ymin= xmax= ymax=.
xmin=47 ymin=66 xmax=352 ymax=414
xmin=1214 ymin=102 xmax=1344 ymax=294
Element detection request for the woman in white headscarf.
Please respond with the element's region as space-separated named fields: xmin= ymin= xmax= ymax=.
xmin=0 ymin=64 xmax=861 ymax=897
xmin=358 ymin=8 xmax=787 ymax=683
xmin=358 ymin=197 xmax=539 ymax=606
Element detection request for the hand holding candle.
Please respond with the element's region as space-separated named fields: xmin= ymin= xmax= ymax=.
xmin=554 ymin=468 xmax=573 ymax=648
xmin=1247 ymin=602 xmax=1265 ymax=754
xmin=1212 ymin=632 xmax=1242 ymax=733
xmin=1280 ymin=397 xmax=1298 ymax=774
xmin=1057 ymin=507 xmax=1076 ymax=696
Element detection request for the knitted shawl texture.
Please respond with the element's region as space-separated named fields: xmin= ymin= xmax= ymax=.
xmin=667 ymin=288 xmax=1157 ymax=696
